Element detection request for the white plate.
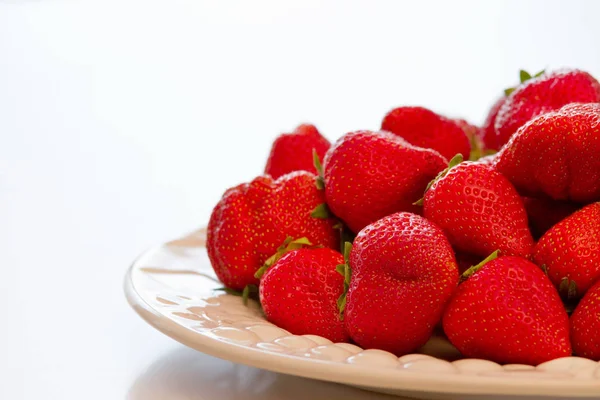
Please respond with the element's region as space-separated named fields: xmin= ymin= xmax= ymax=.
xmin=124 ymin=228 xmax=600 ymax=399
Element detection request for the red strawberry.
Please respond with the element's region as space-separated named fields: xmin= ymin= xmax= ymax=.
xmin=494 ymin=103 xmax=600 ymax=202
xmin=207 ymin=171 xmax=338 ymax=290
xmin=265 ymin=124 xmax=331 ymax=179
xmin=259 ymin=247 xmax=349 ymax=343
xmin=533 ymin=203 xmax=600 ymax=300
xmin=344 ymin=212 xmax=459 ymax=355
xmin=443 ymin=253 xmax=571 ymax=365
xmin=323 ymin=130 xmax=447 ymax=233
xmin=454 ymin=118 xmax=480 ymax=142
xmin=422 ymin=157 xmax=534 ymax=259
xmin=570 ymin=279 xmax=600 ymax=360
xmin=381 ymin=106 xmax=470 ymax=160
xmin=522 ymin=196 xmax=581 ymax=239
xmin=480 ymin=96 xmax=505 ymax=151
xmin=495 ymin=69 xmax=600 ymax=147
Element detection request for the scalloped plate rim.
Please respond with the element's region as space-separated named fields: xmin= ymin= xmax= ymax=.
xmin=124 ymin=234 xmax=600 ymax=398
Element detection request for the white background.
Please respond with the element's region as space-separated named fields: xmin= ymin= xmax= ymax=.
xmin=2 ymin=1 xmax=600 ymax=399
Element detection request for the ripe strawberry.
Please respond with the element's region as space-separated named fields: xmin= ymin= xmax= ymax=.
xmin=495 ymin=69 xmax=600 ymax=147
xmin=265 ymin=124 xmax=331 ymax=179
xmin=570 ymin=279 xmax=600 ymax=360
xmin=207 ymin=171 xmax=338 ymax=290
xmin=323 ymin=130 xmax=447 ymax=233
xmin=259 ymin=247 xmax=349 ymax=343
xmin=422 ymin=157 xmax=534 ymax=259
xmin=454 ymin=118 xmax=480 ymax=142
xmin=344 ymin=212 xmax=459 ymax=355
xmin=480 ymin=96 xmax=505 ymax=151
xmin=481 ymin=69 xmax=544 ymax=151
xmin=494 ymin=103 xmax=600 ymax=202
xmin=443 ymin=253 xmax=571 ymax=365
xmin=533 ymin=203 xmax=600 ymax=300
xmin=522 ymin=196 xmax=581 ymax=239
xmin=381 ymin=106 xmax=470 ymax=160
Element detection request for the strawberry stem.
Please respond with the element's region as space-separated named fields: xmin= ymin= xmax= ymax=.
xmin=414 ymin=153 xmax=463 ymax=206
xmin=460 ymin=250 xmax=499 ymax=282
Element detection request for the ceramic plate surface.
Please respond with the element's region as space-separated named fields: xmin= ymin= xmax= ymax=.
xmin=125 ymin=228 xmax=600 ymax=399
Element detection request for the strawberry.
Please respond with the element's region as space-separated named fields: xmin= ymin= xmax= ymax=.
xmin=207 ymin=171 xmax=338 ymax=291
xmin=480 ymin=96 xmax=505 ymax=151
xmin=259 ymin=247 xmax=349 ymax=343
xmin=495 ymin=69 xmax=600 ymax=147
xmin=344 ymin=212 xmax=459 ymax=355
xmin=533 ymin=203 xmax=600 ymax=300
xmin=265 ymin=124 xmax=331 ymax=179
xmin=381 ymin=106 xmax=470 ymax=160
xmin=494 ymin=103 xmax=600 ymax=203
xmin=522 ymin=196 xmax=581 ymax=239
xmin=454 ymin=118 xmax=480 ymax=143
xmin=323 ymin=130 xmax=447 ymax=233
xmin=570 ymin=279 xmax=600 ymax=360
xmin=421 ymin=156 xmax=534 ymax=259
xmin=481 ymin=69 xmax=544 ymax=151
xmin=443 ymin=253 xmax=571 ymax=365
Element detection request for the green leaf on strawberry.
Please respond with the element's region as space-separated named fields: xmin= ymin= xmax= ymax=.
xmin=311 ymin=203 xmax=331 ymax=219
xmin=414 ymin=153 xmax=464 ymax=206
xmin=254 ymin=237 xmax=313 ymax=279
xmin=313 ymin=149 xmax=325 ymax=190
xmin=335 ymin=241 xmax=353 ymax=319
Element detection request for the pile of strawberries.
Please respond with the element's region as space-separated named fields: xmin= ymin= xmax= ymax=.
xmin=207 ymin=68 xmax=600 ymax=366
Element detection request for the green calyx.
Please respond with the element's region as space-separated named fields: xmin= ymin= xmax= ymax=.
xmin=414 ymin=153 xmax=464 ymax=206
xmin=215 ymin=284 xmax=258 ymax=306
xmin=254 ymin=236 xmax=313 ymax=279
xmin=559 ymin=277 xmax=578 ymax=300
xmin=504 ymin=69 xmax=545 ymax=96
xmin=311 ymin=203 xmax=331 ymax=219
xmin=313 ymin=149 xmax=325 ymax=190
xmin=460 ymin=250 xmax=500 ymax=283
xmin=335 ymin=241 xmax=353 ymax=320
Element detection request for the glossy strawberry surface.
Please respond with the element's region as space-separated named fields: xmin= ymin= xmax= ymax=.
xmin=533 ymin=203 xmax=600 ymax=299
xmin=207 ymin=171 xmax=338 ymax=290
xmin=571 ymin=279 xmax=600 ymax=360
xmin=260 ymin=247 xmax=349 ymax=343
xmin=265 ymin=124 xmax=330 ymax=179
xmin=443 ymin=256 xmax=571 ymax=365
xmin=495 ymin=69 xmax=600 ymax=147
xmin=323 ymin=130 xmax=447 ymax=233
xmin=495 ymin=103 xmax=600 ymax=202
xmin=345 ymin=212 xmax=459 ymax=355
xmin=381 ymin=106 xmax=470 ymax=160
xmin=423 ymin=161 xmax=534 ymax=258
